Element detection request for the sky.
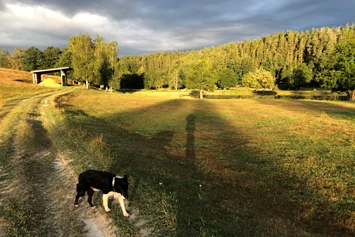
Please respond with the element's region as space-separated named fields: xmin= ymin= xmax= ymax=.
xmin=0 ymin=0 xmax=354 ymax=56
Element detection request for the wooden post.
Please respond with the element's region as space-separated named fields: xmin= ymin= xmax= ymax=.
xmin=61 ymin=70 xmax=67 ymax=86
xmin=37 ymin=73 xmax=42 ymax=84
xmin=33 ymin=73 xmax=42 ymax=84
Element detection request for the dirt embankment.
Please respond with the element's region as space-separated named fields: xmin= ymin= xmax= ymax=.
xmin=0 ymin=90 xmax=119 ymax=237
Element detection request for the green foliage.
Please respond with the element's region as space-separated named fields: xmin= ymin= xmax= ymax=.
xmin=0 ymin=49 xmax=10 ymax=68
xmin=186 ymin=59 xmax=218 ymax=98
xmin=260 ymin=59 xmax=276 ymax=77
xmin=43 ymin=46 xmax=62 ymax=69
xmin=8 ymin=48 xmax=25 ymax=70
xmin=144 ymin=70 xmax=165 ymax=89
xmin=68 ymin=34 xmax=95 ymax=85
xmin=217 ymin=68 xmax=238 ymax=89
xmin=115 ymin=25 xmax=353 ymax=90
xmin=55 ymin=48 xmax=72 ymax=68
xmin=92 ymin=35 xmax=118 ymax=87
xmin=67 ymin=34 xmax=119 ymax=88
xmin=168 ymin=60 xmax=184 ymax=90
xmin=292 ymin=63 xmax=313 ymax=88
xmin=242 ymin=68 xmax=275 ymax=89
xmin=236 ymin=57 xmax=255 ymax=84
xmin=21 ymin=46 xmax=44 ymax=71
xmin=278 ymin=65 xmax=293 ymax=89
xmin=317 ymin=24 xmax=355 ymax=99
xmin=1 ymin=23 xmax=355 ymax=94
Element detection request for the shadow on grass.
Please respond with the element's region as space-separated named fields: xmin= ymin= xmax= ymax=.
xmin=58 ymin=95 xmax=355 ymax=236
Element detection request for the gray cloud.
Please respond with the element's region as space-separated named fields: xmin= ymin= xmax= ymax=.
xmin=1 ymin=0 xmax=354 ymax=55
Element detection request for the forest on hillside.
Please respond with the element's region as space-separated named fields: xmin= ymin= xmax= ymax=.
xmin=0 ymin=23 xmax=355 ymax=99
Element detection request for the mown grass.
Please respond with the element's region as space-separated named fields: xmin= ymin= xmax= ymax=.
xmin=51 ymin=89 xmax=355 ymax=236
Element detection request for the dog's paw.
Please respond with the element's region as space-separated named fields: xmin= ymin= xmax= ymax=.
xmin=105 ymin=208 xmax=111 ymax=212
xmin=123 ymin=212 xmax=129 ymax=217
xmin=91 ymin=206 xmax=96 ymax=210
xmin=74 ymin=205 xmax=79 ymax=208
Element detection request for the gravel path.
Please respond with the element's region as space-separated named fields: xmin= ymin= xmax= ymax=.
xmin=0 ymin=90 xmax=119 ymax=237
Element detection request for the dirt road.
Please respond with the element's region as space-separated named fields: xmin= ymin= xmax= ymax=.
xmin=0 ymin=90 xmax=119 ymax=237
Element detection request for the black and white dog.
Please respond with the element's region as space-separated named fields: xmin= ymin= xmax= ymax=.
xmin=74 ymin=170 xmax=129 ymax=217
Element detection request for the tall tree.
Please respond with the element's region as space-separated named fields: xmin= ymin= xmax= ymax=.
xmin=186 ymin=59 xmax=217 ymax=99
xmin=68 ymin=34 xmax=95 ymax=88
xmin=317 ymin=25 xmax=355 ymax=100
xmin=92 ymin=35 xmax=106 ymax=86
xmin=93 ymin=36 xmax=119 ymax=88
xmin=106 ymin=41 xmax=119 ymax=89
xmin=169 ymin=60 xmax=183 ymax=90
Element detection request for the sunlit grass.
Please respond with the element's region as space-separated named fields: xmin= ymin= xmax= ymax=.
xmin=53 ymin=89 xmax=355 ymax=236
xmin=0 ymin=68 xmax=59 ymax=110
xmin=1 ymin=67 xmax=353 ymax=235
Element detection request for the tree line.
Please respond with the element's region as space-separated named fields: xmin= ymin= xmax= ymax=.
xmin=0 ymin=23 xmax=354 ymax=99
xmin=0 ymin=34 xmax=119 ymax=89
xmin=118 ymin=23 xmax=355 ymax=99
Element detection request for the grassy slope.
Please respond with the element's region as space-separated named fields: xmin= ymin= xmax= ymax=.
xmin=0 ymin=68 xmax=60 ymax=111
xmin=53 ymin=89 xmax=355 ymax=236
xmin=0 ymin=68 xmax=59 ymax=162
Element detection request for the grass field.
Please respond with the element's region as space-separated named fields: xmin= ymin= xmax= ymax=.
xmin=1 ymin=68 xmax=355 ymax=236
xmin=51 ymin=89 xmax=355 ymax=236
xmin=0 ymin=68 xmax=60 ymax=110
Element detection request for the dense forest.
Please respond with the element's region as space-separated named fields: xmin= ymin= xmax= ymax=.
xmin=1 ymin=23 xmax=355 ymax=99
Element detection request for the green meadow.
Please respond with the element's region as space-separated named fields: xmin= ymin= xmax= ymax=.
xmin=50 ymin=88 xmax=355 ymax=236
xmin=1 ymin=68 xmax=355 ymax=236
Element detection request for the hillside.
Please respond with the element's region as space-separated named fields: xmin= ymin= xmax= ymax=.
xmin=0 ymin=68 xmax=63 ymax=109
xmin=117 ymin=24 xmax=355 ymax=95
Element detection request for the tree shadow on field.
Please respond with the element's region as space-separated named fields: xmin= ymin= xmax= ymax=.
xmin=60 ymin=95 xmax=355 ymax=237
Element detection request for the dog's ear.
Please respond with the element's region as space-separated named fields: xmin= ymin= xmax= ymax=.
xmin=123 ymin=174 xmax=128 ymax=180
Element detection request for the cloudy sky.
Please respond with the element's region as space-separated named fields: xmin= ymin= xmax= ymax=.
xmin=0 ymin=0 xmax=354 ymax=56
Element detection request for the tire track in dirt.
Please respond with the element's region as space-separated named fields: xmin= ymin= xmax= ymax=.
xmin=0 ymin=90 xmax=120 ymax=237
